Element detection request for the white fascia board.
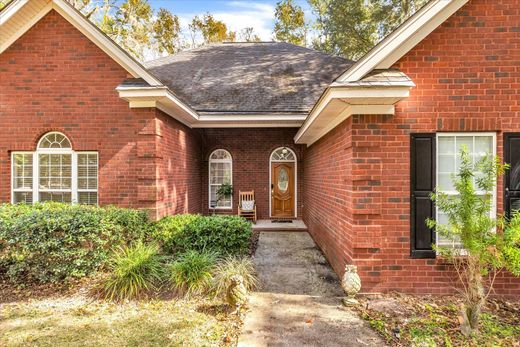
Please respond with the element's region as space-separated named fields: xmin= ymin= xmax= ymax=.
xmin=0 ymin=1 xmax=52 ymax=52
xmin=192 ymin=122 xmax=303 ymax=128
xmin=294 ymin=86 xmax=411 ymax=145
xmin=117 ymin=87 xmax=199 ymax=124
xmin=51 ymin=0 xmax=161 ymax=86
xmin=336 ymin=0 xmax=468 ymax=82
xmin=0 ymin=0 xmax=29 ymax=24
xmin=198 ymin=114 xmax=306 ymax=122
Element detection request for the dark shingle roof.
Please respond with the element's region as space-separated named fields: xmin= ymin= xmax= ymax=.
xmin=144 ymin=42 xmax=353 ymax=114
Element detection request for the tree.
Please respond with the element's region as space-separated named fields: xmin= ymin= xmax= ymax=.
xmin=153 ymin=8 xmax=182 ymax=55
xmin=273 ymin=0 xmax=306 ymax=46
xmin=190 ymin=13 xmax=236 ymax=45
xmin=427 ymin=147 xmax=520 ymax=335
xmin=240 ymin=27 xmax=261 ymax=43
xmin=113 ymin=0 xmax=153 ymax=59
xmin=308 ymin=0 xmax=427 ymax=60
xmin=0 ymin=0 xmax=11 ymax=10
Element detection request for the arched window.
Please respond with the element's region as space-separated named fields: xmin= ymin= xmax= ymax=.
xmin=270 ymin=147 xmax=296 ymax=162
xmin=209 ymin=149 xmax=232 ymax=209
xmin=12 ymin=132 xmax=98 ymax=205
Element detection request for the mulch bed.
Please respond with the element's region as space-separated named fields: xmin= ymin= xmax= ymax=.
xmin=353 ymin=292 xmax=520 ymax=347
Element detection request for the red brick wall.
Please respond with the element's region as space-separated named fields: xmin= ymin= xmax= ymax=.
xmin=304 ymin=0 xmax=520 ymax=297
xmin=0 ymin=10 xmax=201 ymax=220
xmin=156 ymin=110 xmax=203 ymax=218
xmin=201 ymin=128 xmax=304 ymax=219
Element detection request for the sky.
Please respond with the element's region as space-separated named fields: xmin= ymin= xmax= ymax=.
xmin=148 ymin=0 xmax=315 ymax=42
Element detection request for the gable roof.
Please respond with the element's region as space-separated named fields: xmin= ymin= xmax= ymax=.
xmin=144 ymin=42 xmax=353 ymax=115
xmin=336 ymin=0 xmax=469 ymax=82
xmin=0 ymin=0 xmax=199 ymax=122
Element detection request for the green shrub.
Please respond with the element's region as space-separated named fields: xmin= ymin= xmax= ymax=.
xmin=152 ymin=214 xmax=201 ymax=253
xmin=212 ymin=256 xmax=257 ymax=297
xmin=0 ymin=202 xmax=150 ymax=284
xmin=104 ymin=242 xmax=165 ymax=300
xmin=169 ymin=250 xmax=217 ymax=295
xmin=152 ymin=215 xmax=252 ymax=255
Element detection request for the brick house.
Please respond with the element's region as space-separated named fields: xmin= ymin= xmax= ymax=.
xmin=1 ymin=0 xmax=519 ymax=297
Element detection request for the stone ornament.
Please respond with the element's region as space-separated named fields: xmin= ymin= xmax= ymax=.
xmin=341 ymin=264 xmax=361 ymax=305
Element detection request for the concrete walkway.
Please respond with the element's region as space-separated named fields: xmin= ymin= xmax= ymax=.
xmin=238 ymin=232 xmax=385 ymax=347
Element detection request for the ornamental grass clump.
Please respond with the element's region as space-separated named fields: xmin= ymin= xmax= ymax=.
xmin=169 ymin=250 xmax=218 ymax=296
xmin=212 ymin=256 xmax=257 ymax=298
xmin=104 ymin=242 xmax=166 ymax=300
xmin=427 ymin=147 xmax=520 ymax=335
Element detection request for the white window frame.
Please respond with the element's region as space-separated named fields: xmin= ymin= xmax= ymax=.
xmin=11 ymin=132 xmax=98 ymax=205
xmin=208 ymin=149 xmax=233 ymax=210
xmin=435 ymin=132 xmax=497 ymax=248
xmin=11 ymin=151 xmax=34 ymax=203
xmin=269 ymin=147 xmax=297 ymax=218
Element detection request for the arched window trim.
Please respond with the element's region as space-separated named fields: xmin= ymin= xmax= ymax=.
xmin=209 ymin=149 xmax=233 ymax=209
xmin=11 ymin=132 xmax=98 ymax=205
xmin=37 ymin=131 xmax=72 ymax=151
xmin=270 ymin=146 xmax=296 ymax=162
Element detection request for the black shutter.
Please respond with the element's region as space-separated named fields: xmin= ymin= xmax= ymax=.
xmin=504 ymin=133 xmax=520 ymax=219
xmin=410 ymin=134 xmax=436 ymax=259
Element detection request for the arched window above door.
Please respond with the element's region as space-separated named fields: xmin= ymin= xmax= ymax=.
xmin=270 ymin=147 xmax=296 ymax=162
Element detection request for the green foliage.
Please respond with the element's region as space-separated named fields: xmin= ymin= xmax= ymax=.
xmin=273 ymin=0 xmax=307 ymax=46
xmin=427 ymin=148 xmax=519 ymax=275
xmin=103 ymin=242 xmax=165 ymax=300
xmin=176 ymin=215 xmax=252 ymax=255
xmin=309 ymin=0 xmax=428 ymax=60
xmin=153 ymin=7 xmax=182 ymax=54
xmin=216 ymin=183 xmax=233 ymax=202
xmin=189 ymin=13 xmax=236 ymax=45
xmin=0 ymin=202 xmax=149 ymax=284
xmin=152 ymin=215 xmax=252 ymax=255
xmin=212 ymin=256 xmax=257 ymax=297
xmin=169 ymin=250 xmax=217 ymax=295
xmin=427 ymin=147 xmax=520 ymax=332
xmin=151 ymin=214 xmax=201 ymax=254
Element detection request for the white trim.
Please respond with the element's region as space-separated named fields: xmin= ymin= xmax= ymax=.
xmin=0 ymin=0 xmax=29 ymax=24
xmin=294 ymin=86 xmax=411 ymax=145
xmin=0 ymin=1 xmax=52 ymax=53
xmin=10 ymin=151 xmax=34 ymax=204
xmin=1 ymin=0 xmax=200 ymax=124
xmin=269 ymin=147 xmax=297 ymax=218
xmin=435 ymin=132 xmax=497 ymax=248
xmin=208 ymin=149 xmax=233 ymax=210
xmin=337 ymin=0 xmax=469 ymax=82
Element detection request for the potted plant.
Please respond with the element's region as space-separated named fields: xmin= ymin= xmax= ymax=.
xmin=211 ymin=183 xmax=233 ymax=215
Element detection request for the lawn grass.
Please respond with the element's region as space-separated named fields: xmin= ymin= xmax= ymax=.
xmin=0 ymin=296 xmax=241 ymax=347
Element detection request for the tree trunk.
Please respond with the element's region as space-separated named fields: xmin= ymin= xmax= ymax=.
xmin=460 ymin=259 xmax=485 ymax=335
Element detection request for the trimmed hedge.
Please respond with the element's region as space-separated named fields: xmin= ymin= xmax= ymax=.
xmin=0 ymin=203 xmax=149 ymax=283
xmin=152 ymin=214 xmax=252 ymax=255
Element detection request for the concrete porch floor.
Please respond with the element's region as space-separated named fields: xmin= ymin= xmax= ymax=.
xmin=252 ymin=219 xmax=307 ymax=232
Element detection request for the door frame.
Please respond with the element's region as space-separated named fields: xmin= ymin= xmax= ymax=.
xmin=269 ymin=147 xmax=297 ymax=218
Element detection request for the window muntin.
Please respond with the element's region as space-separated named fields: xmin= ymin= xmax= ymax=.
xmin=12 ymin=153 xmax=34 ymax=203
xmin=209 ymin=149 xmax=232 ymax=209
xmin=271 ymin=147 xmax=296 ymax=161
xmin=38 ymin=132 xmax=72 ymax=149
xmin=436 ymin=133 xmax=496 ymax=248
xmin=11 ymin=133 xmax=98 ymax=205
